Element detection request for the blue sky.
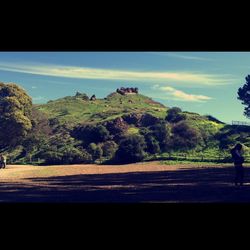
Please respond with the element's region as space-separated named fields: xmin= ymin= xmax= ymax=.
xmin=0 ymin=51 xmax=249 ymax=124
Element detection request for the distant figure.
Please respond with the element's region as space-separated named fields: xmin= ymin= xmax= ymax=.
xmin=0 ymin=154 xmax=6 ymax=169
xmin=231 ymin=143 xmax=245 ymax=186
xmin=0 ymin=154 xmax=2 ymax=168
xmin=90 ymin=95 xmax=96 ymax=101
xmin=2 ymin=155 xmax=6 ymax=169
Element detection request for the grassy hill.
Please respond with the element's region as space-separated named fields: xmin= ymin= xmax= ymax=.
xmin=34 ymin=90 xmax=227 ymax=148
xmin=2 ymin=85 xmax=248 ymax=166
xmin=183 ymin=111 xmax=225 ymax=134
xmin=35 ymin=91 xmax=168 ymax=125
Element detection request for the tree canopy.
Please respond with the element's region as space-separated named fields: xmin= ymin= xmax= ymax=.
xmin=0 ymin=83 xmax=33 ymax=148
xmin=166 ymin=107 xmax=186 ymax=123
xmin=238 ymin=75 xmax=250 ymax=118
xmin=171 ymin=121 xmax=202 ymax=151
xmin=114 ymin=135 xmax=147 ymax=163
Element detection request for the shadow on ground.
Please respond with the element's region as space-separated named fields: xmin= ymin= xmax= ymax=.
xmin=1 ymin=166 xmax=250 ymax=203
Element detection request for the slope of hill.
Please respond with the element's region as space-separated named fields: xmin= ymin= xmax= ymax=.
xmin=35 ymin=91 xmax=168 ymax=125
xmin=183 ymin=111 xmax=225 ymax=135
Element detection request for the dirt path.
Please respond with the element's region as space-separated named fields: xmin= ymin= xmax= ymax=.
xmin=0 ymin=161 xmax=228 ymax=179
xmin=0 ymin=162 xmax=248 ymax=203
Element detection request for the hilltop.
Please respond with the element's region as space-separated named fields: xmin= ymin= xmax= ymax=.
xmin=35 ymin=89 xmax=167 ymax=125
xmin=35 ymin=88 xmax=226 ymax=128
xmin=34 ymin=88 xmax=226 ymax=141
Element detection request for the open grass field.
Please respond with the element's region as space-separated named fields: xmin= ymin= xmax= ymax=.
xmin=1 ymin=161 xmax=250 ymax=203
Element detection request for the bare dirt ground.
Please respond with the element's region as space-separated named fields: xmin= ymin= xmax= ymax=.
xmin=1 ymin=161 xmax=250 ymax=203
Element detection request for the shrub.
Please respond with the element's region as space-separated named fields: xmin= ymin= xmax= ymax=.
xmin=41 ymin=151 xmax=63 ymax=165
xmin=61 ymin=147 xmax=92 ymax=164
xmin=145 ymin=135 xmax=161 ymax=154
xmin=114 ymin=135 xmax=147 ymax=163
xmin=140 ymin=113 xmax=161 ymax=127
xmin=172 ymin=121 xmax=202 ymax=151
xmin=166 ymin=107 xmax=186 ymax=123
xmin=71 ymin=124 xmax=110 ymax=145
xmin=150 ymin=122 xmax=171 ymax=152
xmin=87 ymin=143 xmax=103 ymax=160
xmin=101 ymin=140 xmax=119 ymax=158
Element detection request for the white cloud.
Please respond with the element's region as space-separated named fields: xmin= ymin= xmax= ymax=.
xmin=31 ymin=86 xmax=37 ymax=89
xmin=0 ymin=62 xmax=234 ymax=86
xmin=152 ymin=85 xmax=213 ymax=102
xmin=148 ymin=52 xmax=213 ymax=61
xmin=32 ymin=96 xmax=46 ymax=101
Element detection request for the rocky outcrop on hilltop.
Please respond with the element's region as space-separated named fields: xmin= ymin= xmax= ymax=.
xmin=116 ymin=87 xmax=138 ymax=95
xmin=90 ymin=95 xmax=96 ymax=101
xmin=75 ymin=91 xmax=89 ymax=101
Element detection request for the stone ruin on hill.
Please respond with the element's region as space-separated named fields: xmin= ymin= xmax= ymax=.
xmin=90 ymin=95 xmax=96 ymax=101
xmin=75 ymin=91 xmax=89 ymax=101
xmin=75 ymin=92 xmax=97 ymax=101
xmin=116 ymin=87 xmax=138 ymax=95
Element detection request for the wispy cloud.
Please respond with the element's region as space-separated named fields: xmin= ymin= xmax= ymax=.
xmin=0 ymin=62 xmax=233 ymax=86
xmin=151 ymin=85 xmax=212 ymax=102
xmin=148 ymin=52 xmax=212 ymax=61
xmin=32 ymin=96 xmax=46 ymax=101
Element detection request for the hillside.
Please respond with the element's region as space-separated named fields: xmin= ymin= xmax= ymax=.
xmin=3 ymin=86 xmax=233 ymax=166
xmin=35 ymin=91 xmax=168 ymax=125
xmin=182 ymin=111 xmax=225 ymax=134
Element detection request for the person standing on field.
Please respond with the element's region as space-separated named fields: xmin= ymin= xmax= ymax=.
xmin=2 ymin=155 xmax=6 ymax=169
xmin=231 ymin=143 xmax=245 ymax=186
xmin=0 ymin=154 xmax=3 ymax=168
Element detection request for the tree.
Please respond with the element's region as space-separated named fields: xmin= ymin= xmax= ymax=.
xmin=171 ymin=121 xmax=202 ymax=151
xmin=114 ymin=135 xmax=147 ymax=163
xmin=150 ymin=122 xmax=171 ymax=152
xmin=36 ymin=132 xmax=92 ymax=164
xmin=61 ymin=147 xmax=92 ymax=164
xmin=71 ymin=124 xmax=110 ymax=145
xmin=166 ymin=107 xmax=186 ymax=123
xmin=238 ymin=75 xmax=250 ymax=118
xmin=87 ymin=143 xmax=103 ymax=160
xmin=145 ymin=135 xmax=161 ymax=154
xmin=101 ymin=140 xmax=118 ymax=158
xmin=0 ymin=83 xmax=33 ymax=148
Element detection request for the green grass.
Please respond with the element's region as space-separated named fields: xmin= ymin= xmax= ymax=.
xmin=35 ymin=91 xmax=226 ymax=134
xmin=36 ymin=92 xmax=168 ymax=125
xmin=126 ymin=127 xmax=140 ymax=135
xmin=184 ymin=113 xmax=225 ymax=134
xmin=160 ymin=160 xmax=230 ymax=166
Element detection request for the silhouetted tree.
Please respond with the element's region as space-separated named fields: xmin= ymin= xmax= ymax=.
xmin=238 ymin=75 xmax=250 ymax=118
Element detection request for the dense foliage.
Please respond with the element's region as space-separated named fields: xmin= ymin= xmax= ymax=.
xmin=238 ymin=75 xmax=250 ymax=118
xmin=114 ymin=135 xmax=147 ymax=163
xmin=166 ymin=107 xmax=186 ymax=123
xmin=0 ymin=83 xmax=33 ymax=149
xmin=1 ymin=83 xmax=247 ymax=165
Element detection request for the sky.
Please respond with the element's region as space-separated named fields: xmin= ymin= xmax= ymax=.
xmin=0 ymin=51 xmax=249 ymax=124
